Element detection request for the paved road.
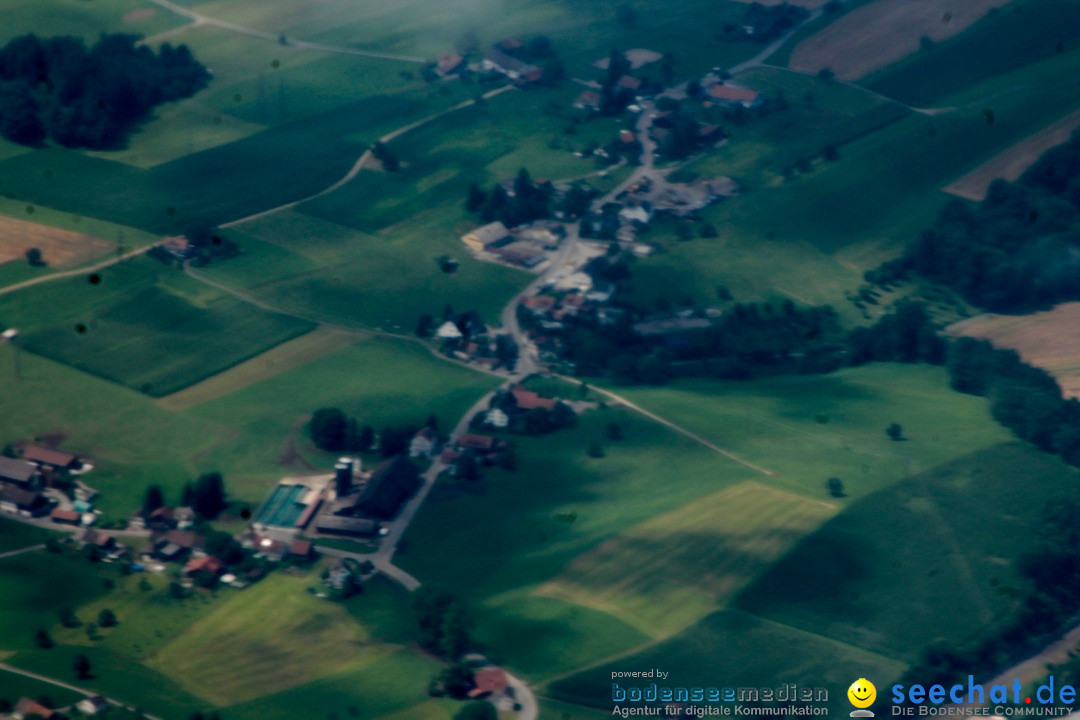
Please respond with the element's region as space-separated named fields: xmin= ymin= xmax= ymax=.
xmin=143 ymin=0 xmax=425 ymax=62
xmin=0 ymin=661 xmax=166 ymax=720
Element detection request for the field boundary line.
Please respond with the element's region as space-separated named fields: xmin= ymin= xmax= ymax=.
xmin=142 ymin=0 xmax=426 ymax=62
xmin=552 ymin=376 xmax=777 ymax=477
xmin=220 ymin=84 xmax=516 ymax=228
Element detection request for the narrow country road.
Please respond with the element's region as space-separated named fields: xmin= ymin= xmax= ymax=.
xmin=0 ymin=245 xmax=153 ymax=298
xmin=0 ymin=662 xmax=167 ymax=720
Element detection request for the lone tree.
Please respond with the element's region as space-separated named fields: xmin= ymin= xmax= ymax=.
xmin=885 ymin=422 xmax=904 ymax=442
xmin=25 ymin=247 xmax=45 ymax=266
xmin=826 ymin=477 xmax=845 ymax=498
xmin=73 ymin=653 xmax=92 ymax=680
xmin=311 ymin=407 xmax=348 ymax=451
xmin=34 ymin=628 xmax=52 ymax=649
xmin=98 ymin=609 xmax=118 ymax=628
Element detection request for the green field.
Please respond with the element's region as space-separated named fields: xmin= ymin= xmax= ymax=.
xmin=0 ymin=518 xmax=58 ymax=554
xmin=0 ymin=0 xmax=183 ymax=45
xmin=547 ymin=442 xmax=1078 ymax=714
xmin=537 ymin=481 xmax=836 ymax=638
xmin=0 ymin=329 xmax=496 ymax=518
xmin=0 ymin=257 xmax=314 ymax=396
xmin=864 ymin=0 xmax=1080 ymax=107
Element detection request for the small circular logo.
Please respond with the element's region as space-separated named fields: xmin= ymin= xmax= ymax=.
xmin=848 ymin=679 xmax=876 ymax=709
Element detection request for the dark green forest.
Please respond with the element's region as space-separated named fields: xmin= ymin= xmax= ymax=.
xmin=874 ymin=130 xmax=1080 ymax=313
xmin=0 ymin=33 xmax=209 ymax=149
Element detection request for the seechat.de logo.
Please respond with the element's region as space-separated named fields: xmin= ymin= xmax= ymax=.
xmin=849 ymin=679 xmax=877 ymax=718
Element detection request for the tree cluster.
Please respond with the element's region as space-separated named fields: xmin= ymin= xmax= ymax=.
xmin=413 ymin=587 xmax=473 ymax=660
xmin=180 ymin=472 xmax=227 ymax=520
xmin=466 ymin=168 xmax=554 ymax=227
xmin=877 ymin=131 xmax=1080 ymax=313
xmin=0 ymin=33 xmax=209 ymax=149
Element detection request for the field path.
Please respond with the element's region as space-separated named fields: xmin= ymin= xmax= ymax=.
xmin=221 ymin=84 xmax=515 ymax=228
xmin=0 ymin=245 xmax=153 ymax=298
xmin=0 ymin=543 xmax=44 ymax=559
xmin=142 ymin=0 xmax=425 ymax=62
xmin=0 ymin=661 xmax=167 ymax=720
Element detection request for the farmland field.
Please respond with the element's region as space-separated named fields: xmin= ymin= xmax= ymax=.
xmin=537 ymin=481 xmax=836 ymax=637
xmin=944 ymin=107 xmax=1080 ymax=200
xmin=787 ymin=0 xmax=1013 ymax=81
xmin=0 ymin=257 xmax=314 ymax=396
xmin=949 ymin=304 xmax=1080 ymax=398
xmin=548 ymin=442 xmax=1077 ymax=713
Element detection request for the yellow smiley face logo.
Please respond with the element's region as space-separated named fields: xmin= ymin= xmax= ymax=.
xmin=848 ymin=679 xmax=876 ymax=708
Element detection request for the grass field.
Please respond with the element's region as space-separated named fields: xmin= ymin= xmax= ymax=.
xmin=537 ymin=482 xmax=836 ymax=638
xmin=0 ymin=550 xmax=109 ymax=654
xmin=0 ymin=0 xmax=183 ymax=45
xmin=156 ymin=327 xmax=363 ymax=411
xmin=788 ymin=0 xmax=1012 ymax=81
xmin=736 ymin=442 xmax=1078 ymax=659
xmin=949 ymin=304 xmax=1080 ymax=399
xmin=545 ymin=607 xmax=906 ymax=715
xmin=943 ymin=107 xmax=1080 ymax=200
xmin=0 ymin=329 xmax=495 ymax=519
xmin=148 ymin=571 xmax=393 ymax=705
xmin=0 ymin=215 xmax=113 ymax=269
xmin=0 ymin=670 xmax=82 ymax=713
xmin=200 ymin=206 xmax=527 ymax=330
xmin=613 ymin=364 xmax=1012 ymax=500
xmin=0 ymin=518 xmax=58 ymax=554
xmin=547 ymin=441 xmax=1078 ymax=714
xmin=0 ymin=257 xmax=314 ymax=396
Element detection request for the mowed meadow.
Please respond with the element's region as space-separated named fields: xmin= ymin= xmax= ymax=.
xmin=1 ymin=0 xmax=1080 ymax=719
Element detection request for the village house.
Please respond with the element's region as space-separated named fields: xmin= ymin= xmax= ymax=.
xmin=22 ymin=445 xmax=79 ymax=472
xmin=435 ymin=52 xmax=465 ymax=78
xmin=482 ymin=45 xmax=541 ymax=83
xmin=184 ymin=555 xmax=226 ymax=578
xmin=0 ymin=456 xmax=36 ymax=488
xmin=706 ymin=83 xmax=764 ymax=109
xmin=509 ymin=384 xmax=557 ymax=411
xmin=409 ymin=427 xmax=439 ymax=458
xmin=82 ymin=528 xmax=121 ymax=555
xmin=13 ymin=697 xmax=66 ymax=720
xmin=573 ymin=90 xmax=601 ymax=111
xmin=75 ymin=696 xmax=109 ymax=715
xmin=161 ymin=235 xmax=191 ymax=259
xmin=617 ymin=74 xmax=642 ymax=92
xmin=50 ymin=507 xmax=81 ymax=525
xmin=0 ymin=485 xmax=49 ymax=517
xmin=355 ymin=455 xmax=422 ymax=520
xmin=289 ymin=539 xmax=314 ymax=561
xmin=153 ymin=528 xmax=204 ymax=562
xmin=468 ymin=666 xmax=512 ymax=700
xmin=325 ymin=557 xmax=355 ymax=590
xmin=315 ymin=515 xmax=379 ymax=537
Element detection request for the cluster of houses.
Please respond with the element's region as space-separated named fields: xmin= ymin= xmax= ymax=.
xmin=4 ymin=694 xmax=111 ymax=719
xmin=433 ymin=309 xmax=517 ymax=371
xmin=697 ymin=71 xmax=765 ymax=111
xmin=0 ymin=446 xmax=93 ymax=523
xmin=461 ymin=219 xmax=565 ymax=270
xmin=429 ymin=37 xmax=551 ymax=87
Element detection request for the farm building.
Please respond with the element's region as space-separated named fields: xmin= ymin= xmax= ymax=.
xmin=356 ymin=455 xmax=422 ymax=520
xmin=22 ymin=445 xmax=79 ymax=471
xmin=0 ymin=456 xmax=35 ymax=487
xmin=436 ymin=52 xmax=465 ymax=77
xmin=409 ymin=427 xmax=439 ymax=458
xmin=50 ymin=508 xmax=81 ymax=525
xmin=706 ymin=84 xmax=764 ymax=109
xmin=252 ymin=475 xmax=330 ymax=531
xmin=573 ymin=90 xmax=601 ymax=111
xmin=315 ymin=515 xmax=379 ymax=537
xmin=13 ymin=697 xmax=66 ymax=719
xmin=461 ymin=221 xmax=510 ymax=251
xmin=0 ymin=485 xmax=49 ymax=517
